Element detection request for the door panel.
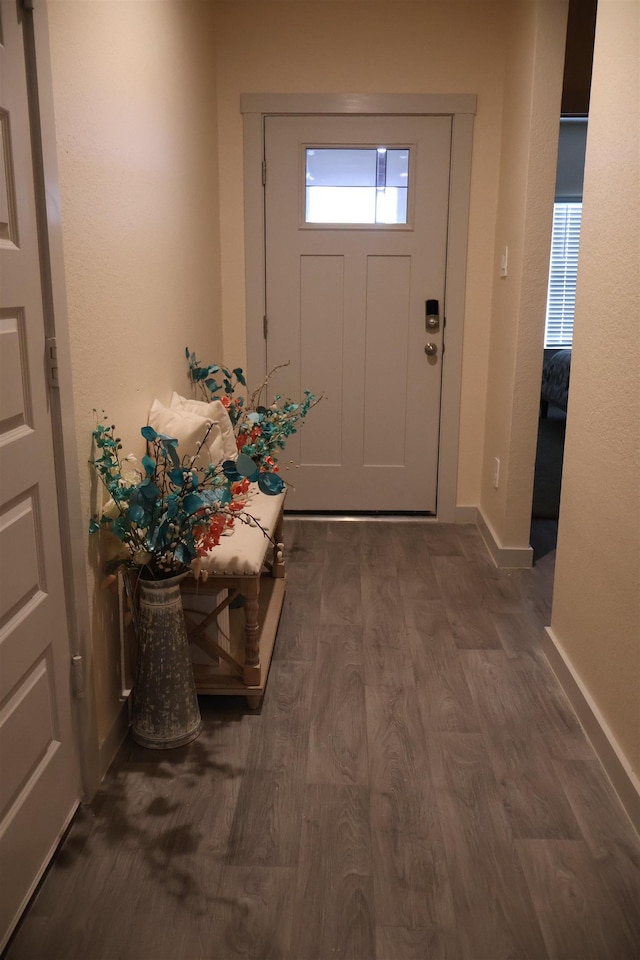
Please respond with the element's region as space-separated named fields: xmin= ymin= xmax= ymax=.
xmin=363 ymin=256 xmax=411 ymax=467
xmin=264 ymin=114 xmax=451 ymax=512
xmin=299 ymin=254 xmax=344 ymax=466
xmin=0 ymin=1 xmax=80 ymax=947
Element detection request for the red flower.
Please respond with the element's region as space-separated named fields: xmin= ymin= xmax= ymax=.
xmin=196 ymin=514 xmax=230 ymax=555
xmin=231 ymin=479 xmax=251 ymax=496
xmin=262 ymin=456 xmax=279 ymax=474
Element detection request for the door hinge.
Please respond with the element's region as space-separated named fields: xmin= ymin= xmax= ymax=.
xmin=263 ymin=314 xmax=268 ymax=339
xmin=262 ymin=160 xmax=267 ymax=186
xmin=71 ymin=655 xmax=85 ymax=699
xmin=46 ymin=336 xmax=59 ymax=388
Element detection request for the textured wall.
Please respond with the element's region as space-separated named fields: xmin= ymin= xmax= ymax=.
xmin=551 ymin=0 xmax=640 ymax=775
xmin=47 ymin=1 xmax=221 ymax=746
xmin=213 ymin=1 xmax=567 ymax=539
xmin=481 ymin=0 xmax=568 ymax=549
xmin=44 ymin=0 xmax=616 ymax=761
xmin=213 ymin=0 xmax=514 ymax=510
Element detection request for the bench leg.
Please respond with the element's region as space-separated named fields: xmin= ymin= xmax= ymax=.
xmin=242 ymin=577 xmax=261 ymax=686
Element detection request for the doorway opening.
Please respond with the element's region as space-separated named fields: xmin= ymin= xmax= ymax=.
xmin=530 ymin=0 xmax=596 ymax=563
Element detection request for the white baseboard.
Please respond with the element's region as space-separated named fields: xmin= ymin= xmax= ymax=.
xmin=476 ymin=508 xmax=534 ymax=568
xmin=543 ymin=626 xmax=640 ymax=833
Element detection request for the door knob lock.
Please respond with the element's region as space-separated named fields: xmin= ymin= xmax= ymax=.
xmin=425 ymin=299 xmax=440 ymax=331
xmin=424 ymin=342 xmax=438 ymax=356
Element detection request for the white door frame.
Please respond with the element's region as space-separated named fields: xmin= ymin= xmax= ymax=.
xmin=28 ymin=1 xmax=100 ymax=797
xmin=241 ymin=93 xmax=476 ymax=522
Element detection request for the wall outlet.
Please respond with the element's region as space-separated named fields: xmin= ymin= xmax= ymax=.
xmin=493 ymin=457 xmax=500 ymax=489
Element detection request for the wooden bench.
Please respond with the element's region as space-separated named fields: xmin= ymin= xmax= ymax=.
xmin=180 ymin=485 xmax=286 ymax=708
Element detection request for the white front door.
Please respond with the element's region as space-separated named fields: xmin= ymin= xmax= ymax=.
xmin=0 ymin=2 xmax=81 ymax=947
xmin=264 ymin=114 xmax=451 ymax=512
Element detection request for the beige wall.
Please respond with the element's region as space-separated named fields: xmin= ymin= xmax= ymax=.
xmin=47 ymin=0 xmax=221 ymax=748
xmin=47 ymin=0 xmax=639 ymax=798
xmin=481 ymin=0 xmax=567 ymax=547
xmin=213 ymin=1 xmax=568 ymax=544
xmin=551 ymin=0 xmax=640 ymax=778
xmin=46 ymin=0 xmax=568 ymax=755
xmin=213 ymin=0 xmax=514 ymax=510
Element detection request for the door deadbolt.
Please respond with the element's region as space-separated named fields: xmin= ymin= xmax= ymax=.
xmin=424 ymin=342 xmax=438 ymax=356
xmin=425 ymin=299 xmax=440 ymax=331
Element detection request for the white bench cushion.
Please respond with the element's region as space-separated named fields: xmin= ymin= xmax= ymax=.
xmin=196 ymin=484 xmax=286 ymax=576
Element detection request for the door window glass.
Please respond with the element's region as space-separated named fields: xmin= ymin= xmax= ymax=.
xmin=305 ymin=147 xmax=409 ymax=224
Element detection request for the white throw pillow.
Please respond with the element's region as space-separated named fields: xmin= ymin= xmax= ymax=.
xmin=169 ymin=392 xmax=237 ymax=461
xmin=147 ymin=399 xmax=225 ymax=467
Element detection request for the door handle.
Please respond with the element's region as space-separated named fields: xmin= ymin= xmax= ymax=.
xmin=424 ymin=342 xmax=438 ymax=356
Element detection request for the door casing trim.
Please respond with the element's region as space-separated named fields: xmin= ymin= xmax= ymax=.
xmin=29 ymin=3 xmax=100 ymax=797
xmin=241 ymin=93 xmax=476 ymax=522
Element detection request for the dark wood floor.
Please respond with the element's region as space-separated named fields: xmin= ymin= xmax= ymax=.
xmin=5 ymin=521 xmax=639 ymax=960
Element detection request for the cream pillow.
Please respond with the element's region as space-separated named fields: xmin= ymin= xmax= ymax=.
xmin=147 ymin=399 xmax=225 ymax=467
xmin=170 ymin=392 xmax=237 ymax=461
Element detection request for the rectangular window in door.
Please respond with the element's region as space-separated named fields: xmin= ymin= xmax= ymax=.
xmin=304 ymin=146 xmax=411 ymax=226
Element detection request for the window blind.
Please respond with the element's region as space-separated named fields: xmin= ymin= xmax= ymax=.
xmin=544 ymin=202 xmax=582 ymax=348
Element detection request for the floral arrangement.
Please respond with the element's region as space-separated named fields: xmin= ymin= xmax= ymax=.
xmin=89 ymin=415 xmax=280 ymax=582
xmin=89 ymin=354 xmax=318 ymax=582
xmin=185 ymin=348 xmax=319 ymax=476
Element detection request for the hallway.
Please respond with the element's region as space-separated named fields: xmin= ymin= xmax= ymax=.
xmin=5 ymin=520 xmax=639 ymax=960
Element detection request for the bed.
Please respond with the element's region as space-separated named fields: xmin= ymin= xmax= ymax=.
xmin=540 ymin=349 xmax=571 ymax=415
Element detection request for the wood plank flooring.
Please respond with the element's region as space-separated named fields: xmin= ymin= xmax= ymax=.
xmin=4 ymin=520 xmax=639 ymax=960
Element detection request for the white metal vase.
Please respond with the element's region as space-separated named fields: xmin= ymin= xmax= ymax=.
xmin=132 ymin=571 xmax=202 ymax=749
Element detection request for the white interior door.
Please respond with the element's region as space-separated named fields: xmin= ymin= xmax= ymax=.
xmin=0 ymin=2 xmax=81 ymax=947
xmin=264 ymin=114 xmax=451 ymax=512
